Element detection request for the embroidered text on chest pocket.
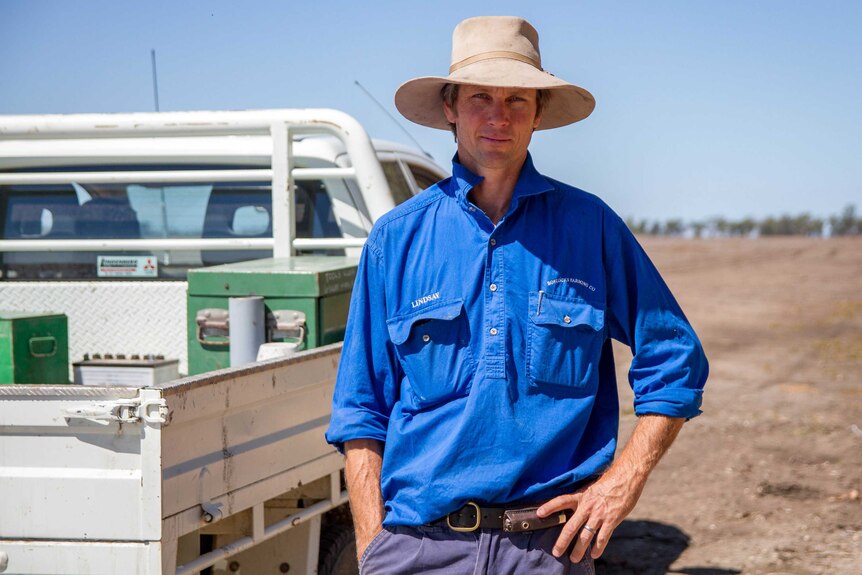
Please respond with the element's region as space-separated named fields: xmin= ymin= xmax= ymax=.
xmin=386 ymin=298 xmax=476 ymax=410
xmin=527 ymin=291 xmax=605 ymax=394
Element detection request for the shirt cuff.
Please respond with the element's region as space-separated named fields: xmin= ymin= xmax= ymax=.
xmin=633 ymin=387 xmax=703 ymax=419
xmin=325 ymin=409 xmax=389 ymax=454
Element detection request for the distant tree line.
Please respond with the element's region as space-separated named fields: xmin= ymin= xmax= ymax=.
xmin=626 ymin=204 xmax=861 ymax=238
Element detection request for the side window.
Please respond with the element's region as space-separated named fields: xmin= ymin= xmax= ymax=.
xmin=294 ymin=179 xmax=341 ymax=239
xmin=407 ymin=164 xmax=442 ymax=191
xmin=380 ymin=160 xmax=413 ymax=205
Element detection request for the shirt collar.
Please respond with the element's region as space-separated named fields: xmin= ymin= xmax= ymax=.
xmin=449 ymin=152 xmax=554 ymax=205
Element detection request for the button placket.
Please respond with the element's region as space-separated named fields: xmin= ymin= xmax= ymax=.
xmin=483 ymin=232 xmax=506 ymax=379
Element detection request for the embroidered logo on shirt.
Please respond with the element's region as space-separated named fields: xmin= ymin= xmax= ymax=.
xmin=546 ymin=277 xmax=596 ymax=292
xmin=411 ymin=292 xmax=441 ymax=308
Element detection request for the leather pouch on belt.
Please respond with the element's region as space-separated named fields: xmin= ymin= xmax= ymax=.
xmin=503 ymin=507 xmax=569 ymax=532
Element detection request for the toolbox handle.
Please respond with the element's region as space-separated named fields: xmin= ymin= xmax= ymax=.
xmin=29 ymin=335 xmax=58 ymax=358
xmin=267 ymin=310 xmax=307 ymax=347
xmin=196 ymin=308 xmax=231 ymax=347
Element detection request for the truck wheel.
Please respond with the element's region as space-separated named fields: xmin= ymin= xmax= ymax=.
xmin=318 ymin=525 xmax=358 ymax=575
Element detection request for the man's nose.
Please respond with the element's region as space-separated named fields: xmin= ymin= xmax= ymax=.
xmin=486 ymin=101 xmax=510 ymax=125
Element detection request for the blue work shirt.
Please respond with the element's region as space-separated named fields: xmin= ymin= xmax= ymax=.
xmin=326 ymin=154 xmax=708 ymax=526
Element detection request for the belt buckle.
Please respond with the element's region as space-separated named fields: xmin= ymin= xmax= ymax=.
xmin=447 ymin=501 xmax=481 ymax=532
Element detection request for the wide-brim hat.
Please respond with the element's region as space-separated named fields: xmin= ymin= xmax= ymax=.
xmin=395 ymin=16 xmax=595 ymax=131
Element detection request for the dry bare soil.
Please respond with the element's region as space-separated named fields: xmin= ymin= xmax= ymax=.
xmin=598 ymin=237 xmax=862 ymax=575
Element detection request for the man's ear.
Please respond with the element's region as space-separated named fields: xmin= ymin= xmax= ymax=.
xmin=443 ymin=100 xmax=458 ymax=124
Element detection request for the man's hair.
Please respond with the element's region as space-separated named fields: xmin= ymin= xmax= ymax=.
xmin=440 ymin=83 xmax=550 ymax=141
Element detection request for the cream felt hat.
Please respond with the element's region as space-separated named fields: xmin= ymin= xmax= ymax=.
xmin=394 ymin=16 xmax=595 ymax=131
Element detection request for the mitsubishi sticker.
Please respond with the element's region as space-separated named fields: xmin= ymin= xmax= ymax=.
xmin=97 ymin=255 xmax=159 ymax=278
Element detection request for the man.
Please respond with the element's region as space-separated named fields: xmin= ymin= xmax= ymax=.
xmin=326 ymin=16 xmax=708 ymax=574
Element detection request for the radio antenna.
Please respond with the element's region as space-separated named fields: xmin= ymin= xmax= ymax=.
xmin=354 ymin=80 xmax=430 ymax=157
xmin=151 ymin=49 xmax=161 ymax=112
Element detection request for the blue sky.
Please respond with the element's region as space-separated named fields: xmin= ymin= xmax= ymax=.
xmin=1 ymin=0 xmax=860 ymax=222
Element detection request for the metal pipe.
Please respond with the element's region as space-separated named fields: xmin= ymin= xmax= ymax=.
xmin=0 ymin=167 xmax=354 ymax=185
xmin=293 ymin=237 xmax=366 ymax=249
xmin=174 ymin=490 xmax=349 ymax=575
xmin=0 ymin=238 xmax=273 ymax=252
xmin=292 ymin=167 xmax=356 ymax=180
xmin=228 ymin=296 xmax=265 ymax=368
xmin=1 ymin=108 xmax=364 ymax=139
xmin=0 ymin=169 xmax=271 ymax=185
xmin=271 ymin=122 xmax=293 ymax=259
xmin=0 ymin=237 xmax=367 ymax=252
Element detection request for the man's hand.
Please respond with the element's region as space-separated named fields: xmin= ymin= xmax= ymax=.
xmin=537 ymin=415 xmax=685 ymax=562
xmin=345 ymin=438 xmax=386 ymax=560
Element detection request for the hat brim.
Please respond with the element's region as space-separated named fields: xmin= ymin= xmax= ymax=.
xmin=394 ymin=58 xmax=595 ymax=131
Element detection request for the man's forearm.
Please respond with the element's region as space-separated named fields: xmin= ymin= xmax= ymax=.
xmin=604 ymin=413 xmax=685 ymax=492
xmin=344 ymin=438 xmax=386 ymax=560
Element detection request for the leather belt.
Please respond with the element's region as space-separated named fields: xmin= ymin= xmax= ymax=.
xmin=444 ymin=501 xmax=570 ymax=533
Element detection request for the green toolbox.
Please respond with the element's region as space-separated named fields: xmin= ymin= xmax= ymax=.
xmin=187 ymin=256 xmax=358 ymax=375
xmin=0 ymin=311 xmax=70 ymax=384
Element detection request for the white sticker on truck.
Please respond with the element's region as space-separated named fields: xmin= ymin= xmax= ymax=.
xmin=97 ymin=255 xmax=158 ymax=278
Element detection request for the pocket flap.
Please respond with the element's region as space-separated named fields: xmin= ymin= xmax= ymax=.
xmin=529 ymin=292 xmax=604 ymax=330
xmin=386 ymin=299 xmax=465 ymax=345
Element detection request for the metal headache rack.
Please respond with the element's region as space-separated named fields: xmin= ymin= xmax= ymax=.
xmin=0 ymin=108 xmax=391 ymax=258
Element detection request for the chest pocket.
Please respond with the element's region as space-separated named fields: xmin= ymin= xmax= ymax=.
xmin=527 ymin=291 xmax=605 ymax=394
xmin=386 ymin=298 xmax=476 ymax=410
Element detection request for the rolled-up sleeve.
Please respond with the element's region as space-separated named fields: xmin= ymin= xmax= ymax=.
xmin=325 ymin=241 xmax=400 ymax=452
xmin=604 ymin=212 xmax=708 ymax=419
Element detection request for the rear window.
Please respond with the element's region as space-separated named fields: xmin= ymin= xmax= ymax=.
xmin=407 ymin=163 xmax=442 ymax=191
xmin=0 ymin=164 xmax=350 ymax=280
xmin=380 ymin=160 xmax=413 ymax=206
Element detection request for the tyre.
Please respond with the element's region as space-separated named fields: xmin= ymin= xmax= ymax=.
xmin=318 ymin=524 xmax=358 ymax=575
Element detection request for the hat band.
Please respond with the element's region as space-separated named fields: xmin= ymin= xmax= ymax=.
xmin=449 ymin=50 xmax=541 ymax=74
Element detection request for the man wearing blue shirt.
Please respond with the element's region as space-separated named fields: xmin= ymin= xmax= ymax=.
xmin=326 ymin=16 xmax=708 ymax=574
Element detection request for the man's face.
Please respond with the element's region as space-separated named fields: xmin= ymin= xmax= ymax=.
xmin=443 ymin=84 xmax=541 ymax=174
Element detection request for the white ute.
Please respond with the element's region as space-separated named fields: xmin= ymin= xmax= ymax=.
xmin=0 ymin=109 xmax=448 ymax=575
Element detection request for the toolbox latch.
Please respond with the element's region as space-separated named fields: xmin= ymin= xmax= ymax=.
xmin=63 ymin=397 xmax=169 ymax=425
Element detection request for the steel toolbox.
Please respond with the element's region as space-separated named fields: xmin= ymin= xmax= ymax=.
xmin=0 ymin=311 xmax=69 ymax=384
xmin=186 ymin=256 xmax=357 ymax=375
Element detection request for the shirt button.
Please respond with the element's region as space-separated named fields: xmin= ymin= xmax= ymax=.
xmin=469 ymin=206 xmax=476 ymax=212
xmin=563 ymin=315 xmax=572 ymax=324
xmin=489 ymin=283 xmax=497 ymax=292
xmin=422 ymin=334 xmax=431 ymax=342
xmin=489 ymin=238 xmax=497 ymax=246
xmin=489 ymin=327 xmax=498 ymax=336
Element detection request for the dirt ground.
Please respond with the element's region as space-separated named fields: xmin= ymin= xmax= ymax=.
xmin=597 ymin=237 xmax=862 ymax=575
